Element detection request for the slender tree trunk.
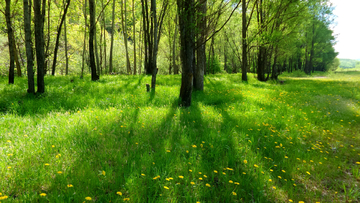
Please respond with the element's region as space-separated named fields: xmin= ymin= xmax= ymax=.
xmin=177 ymin=0 xmax=195 ymax=107
xmin=103 ymin=5 xmax=107 ymax=74
xmin=81 ymin=0 xmax=87 ymax=78
xmin=241 ymin=0 xmax=247 ymax=81
xmin=64 ymin=0 xmax=69 ymax=75
xmin=51 ymin=0 xmax=71 ymax=75
xmin=133 ymin=0 xmax=137 ymax=75
xmin=12 ymin=33 xmax=22 ymax=77
xmin=44 ymin=0 xmax=50 ymax=75
xmin=121 ymin=0 xmax=131 ymax=74
xmin=173 ymin=15 xmax=178 ymax=75
xmin=109 ymin=0 xmax=115 ymax=73
xmin=150 ymin=0 xmax=157 ymax=89
xmin=95 ymin=22 xmax=101 ymax=74
xmin=271 ymin=46 xmax=278 ymax=80
xmin=5 ymin=0 xmax=15 ymax=84
xmin=34 ymin=0 xmax=45 ymax=93
xmin=89 ymin=0 xmax=99 ymax=81
xmin=23 ymin=0 xmax=35 ymax=93
xmin=194 ymin=0 xmax=206 ymax=91
xmin=309 ymin=21 xmax=315 ymax=74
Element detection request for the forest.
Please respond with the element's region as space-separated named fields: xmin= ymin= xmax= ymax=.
xmin=2 ymin=0 xmax=359 ymax=202
xmin=0 ymin=0 xmax=339 ymax=106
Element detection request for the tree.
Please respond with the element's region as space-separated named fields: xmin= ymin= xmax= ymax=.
xmin=177 ymin=0 xmax=195 ymax=107
xmin=121 ymin=0 xmax=131 ymax=74
xmin=241 ymin=0 xmax=247 ymax=81
xmin=89 ymin=0 xmax=99 ymax=81
xmin=109 ymin=0 xmax=115 ymax=73
xmin=51 ymin=0 xmax=71 ymax=75
xmin=194 ymin=0 xmax=206 ymax=91
xmin=5 ymin=0 xmax=15 ymax=84
xmin=23 ymin=0 xmax=35 ymax=93
xmin=34 ymin=0 xmax=46 ymax=93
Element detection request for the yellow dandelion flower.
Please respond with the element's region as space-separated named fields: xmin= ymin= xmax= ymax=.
xmin=232 ymin=191 xmax=237 ymax=196
xmin=116 ymin=191 xmax=122 ymax=196
xmin=0 ymin=195 xmax=9 ymax=200
xmin=254 ymin=164 xmax=259 ymax=168
xmin=306 ymin=171 xmax=310 ymax=175
xmin=244 ymin=160 xmax=248 ymax=164
xmin=214 ymin=170 xmax=218 ymax=173
xmin=199 ymin=177 xmax=203 ymax=180
xmin=227 ymin=168 xmax=233 ymax=171
xmin=269 ymin=179 xmax=272 ymax=182
xmin=164 ymin=186 xmax=169 ymax=190
xmin=293 ymin=184 xmax=297 ymax=186
xmin=102 ymin=171 xmax=106 ymax=176
xmin=67 ymin=184 xmax=73 ymax=187
xmin=192 ymin=145 xmax=197 ymax=148
xmin=85 ymin=197 xmax=92 ymax=201
xmin=179 ymin=176 xmax=184 ymax=179
xmin=123 ymin=198 xmax=130 ymax=201
xmin=285 ymin=156 xmax=288 ymax=158
xmin=234 ymin=182 xmax=240 ymax=185
xmin=273 ymin=186 xmax=276 ymax=189
xmin=57 ymin=171 xmax=63 ymax=174
xmin=40 ymin=193 xmax=46 ymax=197
xmin=205 ymin=183 xmax=211 ymax=187
xmin=356 ymin=162 xmax=360 ymax=165
xmin=141 ymin=173 xmax=145 ymax=176
xmin=191 ymin=182 xmax=195 ymax=185
xmin=44 ymin=163 xmax=50 ymax=166
xmin=52 ymin=145 xmax=55 ymax=148
xmin=189 ymin=169 xmax=193 ymax=172
xmin=299 ymin=201 xmax=304 ymax=203
xmin=229 ymin=180 xmax=233 ymax=183
xmin=166 ymin=150 xmax=170 ymax=152
xmin=289 ymin=199 xmax=293 ymax=202
xmin=278 ymin=176 xmax=282 ymax=179
xmin=282 ymin=170 xmax=286 ymax=173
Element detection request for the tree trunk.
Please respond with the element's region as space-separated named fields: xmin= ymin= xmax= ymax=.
xmin=51 ymin=0 xmax=71 ymax=75
xmin=64 ymin=0 xmax=69 ymax=75
xmin=241 ymin=0 xmax=247 ymax=81
xmin=103 ymin=4 xmax=107 ymax=74
xmin=81 ymin=0 xmax=87 ymax=78
xmin=34 ymin=0 xmax=45 ymax=93
xmin=23 ymin=0 xmax=35 ymax=93
xmin=5 ymin=0 xmax=15 ymax=84
xmin=44 ymin=0 xmax=51 ymax=75
xmin=309 ymin=21 xmax=315 ymax=74
xmin=109 ymin=0 xmax=115 ymax=73
xmin=12 ymin=33 xmax=22 ymax=77
xmin=194 ymin=0 xmax=206 ymax=91
xmin=172 ymin=15 xmax=178 ymax=74
xmin=177 ymin=0 xmax=195 ymax=107
xmin=95 ymin=21 xmax=101 ymax=74
xmin=133 ymin=0 xmax=136 ymax=75
xmin=121 ymin=0 xmax=131 ymax=74
xmin=271 ymin=46 xmax=278 ymax=80
xmin=150 ymin=0 xmax=157 ymax=89
xmin=89 ymin=0 xmax=99 ymax=81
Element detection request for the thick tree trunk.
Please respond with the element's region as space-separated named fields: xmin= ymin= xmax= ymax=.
xmin=5 ymin=0 xmax=15 ymax=84
xmin=194 ymin=0 xmax=206 ymax=91
xmin=241 ymin=0 xmax=247 ymax=81
xmin=177 ymin=0 xmax=195 ymax=107
xmin=109 ymin=0 xmax=115 ymax=73
xmin=34 ymin=0 xmax=45 ymax=93
xmin=23 ymin=0 xmax=35 ymax=93
xmin=150 ymin=0 xmax=158 ymax=89
xmin=257 ymin=46 xmax=266 ymax=81
xmin=89 ymin=0 xmax=99 ymax=81
xmin=51 ymin=0 xmax=71 ymax=75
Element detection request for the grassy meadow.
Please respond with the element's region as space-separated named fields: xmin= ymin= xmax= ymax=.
xmin=0 ymin=71 xmax=359 ymax=202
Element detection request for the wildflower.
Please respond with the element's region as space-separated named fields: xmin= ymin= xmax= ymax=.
xmin=244 ymin=160 xmax=248 ymax=164
xmin=229 ymin=180 xmax=233 ymax=183
xmin=282 ymin=170 xmax=286 ymax=173
xmin=164 ymin=186 xmax=169 ymax=190
xmin=232 ymin=191 xmax=237 ymax=196
xmin=191 ymin=182 xmax=195 ymax=185
xmin=299 ymin=201 xmax=304 ymax=203
xmin=199 ymin=177 xmax=203 ymax=180
xmin=52 ymin=145 xmax=55 ymax=148
xmin=85 ymin=197 xmax=92 ymax=201
xmin=293 ymin=184 xmax=297 ymax=186
xmin=189 ymin=169 xmax=193 ymax=172
xmin=289 ymin=199 xmax=293 ymax=202
xmin=192 ymin=145 xmax=197 ymax=148
xmin=166 ymin=150 xmax=170 ymax=152
xmin=242 ymin=172 xmax=246 ymax=174
xmin=227 ymin=168 xmax=233 ymax=171
xmin=0 ymin=195 xmax=9 ymax=200
xmin=356 ymin=162 xmax=360 ymax=165
xmin=285 ymin=156 xmax=288 ymax=159
xmin=57 ymin=171 xmax=63 ymax=174
xmin=102 ymin=171 xmax=106 ymax=176
xmin=123 ymin=198 xmax=130 ymax=201
xmin=44 ymin=163 xmax=50 ymax=166
xmin=306 ymin=171 xmax=310 ymax=175
xmin=273 ymin=186 xmax=276 ymax=189
xmin=153 ymin=175 xmax=160 ymax=180
xmin=141 ymin=173 xmax=146 ymax=176
xmin=214 ymin=170 xmax=218 ymax=173
xmin=116 ymin=192 xmax=122 ymax=196
xmin=269 ymin=179 xmax=272 ymax=182
xmin=206 ymin=183 xmax=211 ymax=187
xmin=7 ymin=166 xmax=11 ymax=169
xmin=40 ymin=193 xmax=46 ymax=197
xmin=67 ymin=184 xmax=73 ymax=187
xmin=254 ymin=164 xmax=259 ymax=168
xmin=234 ymin=182 xmax=240 ymax=185
xmin=278 ymin=176 xmax=282 ymax=179
xmin=179 ymin=176 xmax=184 ymax=179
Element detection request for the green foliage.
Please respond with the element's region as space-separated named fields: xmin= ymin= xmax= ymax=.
xmin=339 ymin=59 xmax=360 ymax=69
xmin=1 ymin=74 xmax=360 ymax=202
xmin=206 ymin=56 xmax=221 ymax=74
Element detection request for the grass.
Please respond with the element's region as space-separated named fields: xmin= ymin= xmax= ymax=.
xmin=0 ymin=72 xmax=359 ymax=202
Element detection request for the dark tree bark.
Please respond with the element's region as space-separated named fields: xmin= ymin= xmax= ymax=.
xmin=177 ymin=0 xmax=195 ymax=107
xmin=5 ymin=0 xmax=15 ymax=84
xmin=109 ymin=0 xmax=115 ymax=73
xmin=34 ymin=0 xmax=45 ymax=93
xmin=194 ymin=0 xmax=206 ymax=91
xmin=241 ymin=0 xmax=247 ymax=81
xmin=89 ymin=0 xmax=99 ymax=81
xmin=51 ymin=0 xmax=71 ymax=75
xmin=64 ymin=0 xmax=69 ymax=75
xmin=23 ymin=0 xmax=35 ymax=93
xmin=81 ymin=0 xmax=87 ymax=78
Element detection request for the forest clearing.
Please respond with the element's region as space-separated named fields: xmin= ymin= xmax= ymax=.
xmin=0 ymin=71 xmax=359 ymax=202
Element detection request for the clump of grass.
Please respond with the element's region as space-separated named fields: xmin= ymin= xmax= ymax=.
xmin=0 ymin=72 xmax=359 ymax=202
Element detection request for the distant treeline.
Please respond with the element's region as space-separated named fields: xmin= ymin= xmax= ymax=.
xmin=339 ymin=59 xmax=360 ymax=69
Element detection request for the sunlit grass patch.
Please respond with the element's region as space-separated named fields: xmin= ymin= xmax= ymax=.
xmin=0 ymin=72 xmax=359 ymax=202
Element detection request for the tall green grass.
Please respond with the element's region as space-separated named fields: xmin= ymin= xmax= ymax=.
xmin=0 ymin=72 xmax=359 ymax=202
